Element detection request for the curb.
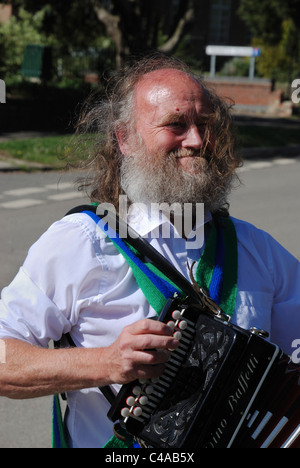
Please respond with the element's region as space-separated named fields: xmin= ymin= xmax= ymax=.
xmin=0 ymin=145 xmax=300 ymax=172
xmin=0 ymin=158 xmax=56 ymax=172
xmin=239 ymin=144 xmax=300 ymax=159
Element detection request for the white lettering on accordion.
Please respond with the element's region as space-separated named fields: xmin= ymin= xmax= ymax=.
xmin=228 ymin=355 xmax=258 ymax=414
xmin=205 ymin=354 xmax=259 ymax=448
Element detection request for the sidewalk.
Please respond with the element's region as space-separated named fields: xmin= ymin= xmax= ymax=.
xmin=0 ymin=131 xmax=300 ymax=172
xmin=239 ymin=144 xmax=300 ymax=159
xmin=0 ymin=156 xmax=53 ymax=171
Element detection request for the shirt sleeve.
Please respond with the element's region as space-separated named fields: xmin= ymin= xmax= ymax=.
xmin=232 ymin=217 xmax=300 ymax=357
xmin=0 ymin=215 xmax=105 ymax=347
xmin=267 ymin=233 xmax=300 ymax=356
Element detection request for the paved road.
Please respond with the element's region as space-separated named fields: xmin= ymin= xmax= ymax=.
xmin=0 ymin=155 xmax=299 ymax=447
xmin=0 ymin=170 xmax=87 ymax=448
xmin=230 ymin=155 xmax=300 ymax=260
xmin=0 ymin=170 xmax=90 ymax=291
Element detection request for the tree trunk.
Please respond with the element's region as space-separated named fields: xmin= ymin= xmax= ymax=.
xmin=158 ymin=7 xmax=194 ymax=53
xmin=91 ymin=0 xmax=195 ymax=67
xmin=91 ymin=1 xmax=123 ymax=68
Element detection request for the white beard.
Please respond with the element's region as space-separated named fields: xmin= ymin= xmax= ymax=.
xmin=120 ymin=144 xmax=233 ymax=212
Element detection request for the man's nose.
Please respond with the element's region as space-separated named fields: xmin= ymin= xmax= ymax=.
xmin=182 ymin=125 xmax=203 ymax=150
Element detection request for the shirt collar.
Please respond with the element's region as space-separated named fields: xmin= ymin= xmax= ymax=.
xmin=123 ymin=202 xmax=212 ymax=239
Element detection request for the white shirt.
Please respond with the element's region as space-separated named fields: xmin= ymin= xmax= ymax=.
xmin=0 ymin=208 xmax=299 ymax=448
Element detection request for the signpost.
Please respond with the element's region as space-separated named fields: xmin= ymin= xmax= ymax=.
xmin=206 ymin=45 xmax=261 ymax=79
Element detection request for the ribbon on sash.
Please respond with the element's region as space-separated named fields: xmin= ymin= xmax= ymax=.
xmin=52 ymin=210 xmax=238 ymax=449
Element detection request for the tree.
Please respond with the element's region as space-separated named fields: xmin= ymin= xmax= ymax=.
xmin=0 ymin=7 xmax=48 ymax=77
xmin=90 ymin=0 xmax=195 ymax=68
xmin=238 ymin=0 xmax=283 ymax=45
xmin=238 ymin=0 xmax=300 ymax=80
xmin=5 ymin=0 xmax=197 ymax=70
xmin=6 ymin=0 xmax=107 ymax=54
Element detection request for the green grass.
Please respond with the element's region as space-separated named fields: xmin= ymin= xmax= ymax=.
xmin=0 ymin=124 xmax=299 ymax=169
xmin=0 ymin=135 xmax=73 ymax=168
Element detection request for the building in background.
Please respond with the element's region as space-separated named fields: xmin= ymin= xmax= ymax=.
xmin=192 ymin=0 xmax=251 ymax=68
xmin=0 ymin=3 xmax=12 ymax=24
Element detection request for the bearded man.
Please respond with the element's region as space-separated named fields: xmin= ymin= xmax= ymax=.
xmin=0 ymin=55 xmax=299 ymax=449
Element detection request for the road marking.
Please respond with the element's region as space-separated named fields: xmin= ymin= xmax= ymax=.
xmin=239 ymin=157 xmax=299 ymax=172
xmin=45 ymin=182 xmax=74 ymax=191
xmin=3 ymin=187 xmax=46 ymax=197
xmin=47 ymin=192 xmax=81 ymax=201
xmin=0 ymin=199 xmax=45 ymax=209
xmin=244 ymin=161 xmax=273 ymax=170
xmin=0 ymin=157 xmax=299 ymax=210
xmin=273 ymin=157 xmax=297 ymax=165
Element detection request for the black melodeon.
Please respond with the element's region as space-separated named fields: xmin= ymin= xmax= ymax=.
xmin=107 ymin=293 xmax=300 ymax=448
xmin=66 ymin=207 xmax=300 ymax=448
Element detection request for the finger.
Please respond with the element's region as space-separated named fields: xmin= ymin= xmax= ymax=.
xmin=128 ymin=319 xmax=173 ymax=337
xmin=138 ymin=348 xmax=171 ymax=365
xmin=132 ymin=333 xmax=179 ymax=352
xmin=134 ymin=363 xmax=166 ymax=381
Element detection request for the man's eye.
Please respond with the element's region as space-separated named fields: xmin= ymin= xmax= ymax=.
xmin=166 ymin=122 xmax=186 ymax=130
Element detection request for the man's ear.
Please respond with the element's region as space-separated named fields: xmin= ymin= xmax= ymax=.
xmin=115 ymin=127 xmax=131 ymax=156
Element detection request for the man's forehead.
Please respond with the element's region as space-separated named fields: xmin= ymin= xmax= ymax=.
xmin=134 ymin=68 xmax=209 ymax=115
xmin=136 ymin=68 xmax=203 ymax=104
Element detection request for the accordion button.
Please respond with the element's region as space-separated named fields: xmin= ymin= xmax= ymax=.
xmin=132 ymin=406 xmax=143 ymax=417
xmin=178 ymin=320 xmax=187 ymax=330
xmin=132 ymin=385 xmax=142 ymax=395
xmin=126 ymin=396 xmax=136 ymax=406
xmin=167 ymin=320 xmax=176 ymax=329
xmin=172 ymin=310 xmax=181 ymax=320
xmin=139 ymin=395 xmax=148 ymax=405
xmin=121 ymin=407 xmax=130 ymax=418
xmin=173 ymin=331 xmax=182 ymax=340
xmin=145 ymin=385 xmax=154 ymax=394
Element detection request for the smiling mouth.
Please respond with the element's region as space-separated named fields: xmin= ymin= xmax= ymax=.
xmin=176 ymin=154 xmax=199 ymax=158
xmin=173 ymin=150 xmax=200 ymax=159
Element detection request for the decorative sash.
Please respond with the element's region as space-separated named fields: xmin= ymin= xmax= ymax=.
xmin=52 ymin=209 xmax=238 ymax=449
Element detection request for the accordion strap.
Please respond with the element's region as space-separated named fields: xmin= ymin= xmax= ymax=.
xmin=82 ymin=208 xmax=238 ymax=319
xmin=58 ymin=205 xmax=238 ymax=449
xmin=195 ymin=216 xmax=238 ymax=319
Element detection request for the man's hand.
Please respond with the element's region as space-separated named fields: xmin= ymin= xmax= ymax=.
xmin=104 ymin=319 xmax=179 ymax=384
xmin=0 ymin=320 xmax=179 ymax=399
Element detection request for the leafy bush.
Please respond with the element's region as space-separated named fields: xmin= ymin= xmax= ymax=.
xmin=0 ymin=7 xmax=48 ymax=77
xmin=253 ymin=19 xmax=300 ymax=81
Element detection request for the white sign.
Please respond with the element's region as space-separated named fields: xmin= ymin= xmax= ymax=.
xmin=0 ymin=79 xmax=5 ymax=103
xmin=206 ymin=45 xmax=260 ymax=57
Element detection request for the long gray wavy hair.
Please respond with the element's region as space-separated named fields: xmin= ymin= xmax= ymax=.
xmin=67 ymin=53 xmax=242 ymax=216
